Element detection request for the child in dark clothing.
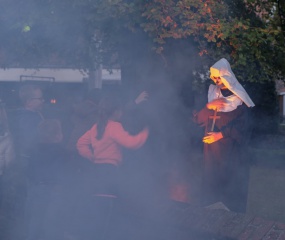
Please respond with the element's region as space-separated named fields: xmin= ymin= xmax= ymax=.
xmin=25 ymin=119 xmax=70 ymax=240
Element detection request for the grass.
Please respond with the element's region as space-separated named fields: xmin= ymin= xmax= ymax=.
xmin=246 ymin=133 xmax=285 ymax=222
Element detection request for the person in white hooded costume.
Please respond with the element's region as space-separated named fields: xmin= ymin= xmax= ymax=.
xmin=194 ymin=58 xmax=254 ymax=213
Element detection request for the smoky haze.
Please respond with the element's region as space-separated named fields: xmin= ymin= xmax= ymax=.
xmin=1 ymin=68 xmax=207 ymax=239
xmin=0 ymin=2 xmax=257 ymax=240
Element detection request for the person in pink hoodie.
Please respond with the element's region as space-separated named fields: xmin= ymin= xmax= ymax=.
xmin=76 ymin=94 xmax=149 ymax=240
xmin=77 ymin=93 xmax=149 ymax=169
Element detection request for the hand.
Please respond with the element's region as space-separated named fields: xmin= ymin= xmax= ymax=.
xmin=206 ymin=98 xmax=228 ymax=110
xmin=203 ymin=132 xmax=223 ymax=144
xmin=135 ymin=91 xmax=148 ymax=104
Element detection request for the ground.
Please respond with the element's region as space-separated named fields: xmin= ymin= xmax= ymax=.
xmin=187 ymin=133 xmax=285 ymax=223
xmin=1 ymin=134 xmax=285 ymax=239
xmin=247 ymin=166 xmax=285 ymax=223
xmin=247 ymin=137 xmax=285 ymax=223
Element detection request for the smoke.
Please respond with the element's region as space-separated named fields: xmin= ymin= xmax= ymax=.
xmin=0 ymin=3 xmax=209 ymax=240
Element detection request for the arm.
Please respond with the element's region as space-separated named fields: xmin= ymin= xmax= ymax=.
xmin=203 ymin=132 xmax=223 ymax=144
xmin=204 ymin=105 xmax=250 ymax=144
xmin=220 ymin=106 xmax=250 ymax=144
xmin=206 ymin=98 xmax=228 ymax=110
xmin=125 ymin=91 xmax=149 ymax=111
xmin=135 ymin=91 xmax=148 ymax=104
xmin=76 ymin=129 xmax=93 ymax=160
xmin=111 ymin=123 xmax=149 ymax=149
xmin=196 ymin=99 xmax=231 ymax=144
xmin=193 ymin=107 xmax=210 ymax=127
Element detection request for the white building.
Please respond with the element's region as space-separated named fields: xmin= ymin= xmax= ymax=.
xmin=0 ymin=67 xmax=121 ymax=88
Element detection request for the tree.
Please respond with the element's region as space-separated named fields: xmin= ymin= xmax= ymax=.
xmin=278 ymin=0 xmax=285 ymax=33
xmin=142 ymin=0 xmax=285 ymax=82
xmin=1 ymin=0 xmax=285 ymax=88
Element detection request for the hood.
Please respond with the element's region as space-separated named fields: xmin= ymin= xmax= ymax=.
xmin=210 ymin=58 xmax=255 ymax=107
